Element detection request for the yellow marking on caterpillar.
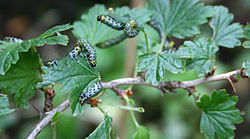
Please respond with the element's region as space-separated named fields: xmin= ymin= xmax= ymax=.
xmin=129 ymin=20 xmax=137 ymax=28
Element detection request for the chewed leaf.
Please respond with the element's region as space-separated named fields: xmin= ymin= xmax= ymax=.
xmin=0 ymin=95 xmax=15 ymax=116
xmin=0 ymin=49 xmax=42 ymax=108
xmin=0 ymin=41 xmax=31 ymax=75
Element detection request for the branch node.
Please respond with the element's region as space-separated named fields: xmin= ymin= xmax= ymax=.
xmin=205 ymin=66 xmax=216 ymax=78
xmin=240 ymin=68 xmax=248 ymax=78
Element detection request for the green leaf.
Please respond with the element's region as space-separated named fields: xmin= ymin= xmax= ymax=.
xmin=31 ymin=35 xmax=69 ymax=46
xmin=40 ymin=56 xmax=99 ymax=93
xmin=0 ymin=49 xmax=42 ymax=108
xmin=197 ymin=89 xmax=243 ymax=139
xmin=0 ymin=24 xmax=71 ymax=75
xmin=72 ymin=4 xmax=152 ymax=45
xmin=0 ymin=95 xmax=15 ymax=116
xmin=148 ymin=0 xmax=214 ymax=39
xmin=0 ymin=40 xmax=31 ymax=75
xmin=243 ymin=41 xmax=250 ymax=48
xmin=38 ymin=24 xmax=72 ymax=38
xmin=243 ymin=24 xmax=250 ymax=39
xmin=138 ymin=50 xmax=184 ymax=85
xmin=242 ymin=61 xmax=250 ymax=77
xmin=39 ymin=56 xmax=99 ymax=115
xmin=69 ymin=87 xmax=85 ymax=116
xmin=209 ymin=6 xmax=244 ymax=48
xmin=133 ymin=125 xmax=150 ymax=139
xmin=177 ymin=38 xmax=218 ymax=77
xmin=87 ymin=114 xmax=112 ymax=139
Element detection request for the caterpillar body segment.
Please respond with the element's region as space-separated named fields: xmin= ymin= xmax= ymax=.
xmin=4 ymin=37 xmax=23 ymax=43
xmin=44 ymin=59 xmax=59 ymax=68
xmin=67 ymin=44 xmax=83 ymax=60
xmin=124 ymin=20 xmax=140 ymax=38
xmin=96 ymin=33 xmax=127 ymax=48
xmin=78 ymin=38 xmax=97 ymax=67
xmin=97 ymin=15 xmax=125 ymax=30
xmin=79 ymin=81 xmax=102 ymax=105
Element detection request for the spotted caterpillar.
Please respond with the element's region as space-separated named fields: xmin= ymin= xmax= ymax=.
xmin=79 ymin=81 xmax=102 ymax=105
xmin=97 ymin=8 xmax=140 ymax=38
xmin=96 ymin=33 xmax=127 ymax=48
xmin=97 ymin=15 xmax=125 ymax=30
xmin=44 ymin=59 xmax=59 ymax=67
xmin=78 ymin=38 xmax=97 ymax=67
xmin=67 ymin=38 xmax=96 ymax=67
xmin=4 ymin=37 xmax=23 ymax=43
xmin=45 ymin=38 xmax=96 ymax=68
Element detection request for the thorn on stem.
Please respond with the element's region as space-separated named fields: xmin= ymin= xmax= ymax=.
xmin=227 ymin=78 xmax=237 ymax=93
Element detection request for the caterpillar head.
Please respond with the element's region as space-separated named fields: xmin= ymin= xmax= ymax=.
xmin=97 ymin=15 xmax=105 ymax=22
xmin=74 ymin=46 xmax=82 ymax=52
xmin=129 ymin=20 xmax=137 ymax=28
xmin=90 ymin=61 xmax=96 ymax=67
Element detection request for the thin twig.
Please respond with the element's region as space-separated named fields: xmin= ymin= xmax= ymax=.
xmin=27 ymin=100 xmax=70 ymax=139
xmin=27 ymin=69 xmax=247 ymax=138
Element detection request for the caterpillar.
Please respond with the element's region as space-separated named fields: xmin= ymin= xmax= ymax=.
xmin=44 ymin=59 xmax=59 ymax=67
xmin=97 ymin=15 xmax=125 ymax=30
xmin=123 ymin=20 xmax=140 ymax=38
xmin=77 ymin=38 xmax=97 ymax=67
xmin=4 ymin=37 xmax=23 ymax=43
xmin=147 ymin=20 xmax=163 ymax=42
xmin=79 ymin=81 xmax=102 ymax=105
xmin=67 ymin=44 xmax=83 ymax=60
xmin=96 ymin=33 xmax=127 ymax=48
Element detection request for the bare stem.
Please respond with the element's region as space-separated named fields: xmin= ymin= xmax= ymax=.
xmin=27 ymin=100 xmax=70 ymax=139
xmin=27 ymin=69 xmax=247 ymax=138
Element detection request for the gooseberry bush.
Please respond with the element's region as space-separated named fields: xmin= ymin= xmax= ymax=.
xmin=0 ymin=0 xmax=250 ymax=138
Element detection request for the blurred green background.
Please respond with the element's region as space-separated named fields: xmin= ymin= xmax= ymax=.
xmin=0 ymin=0 xmax=249 ymax=138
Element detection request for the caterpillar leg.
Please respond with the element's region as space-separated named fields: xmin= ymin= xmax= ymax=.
xmin=44 ymin=59 xmax=59 ymax=67
xmin=79 ymin=81 xmax=102 ymax=105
